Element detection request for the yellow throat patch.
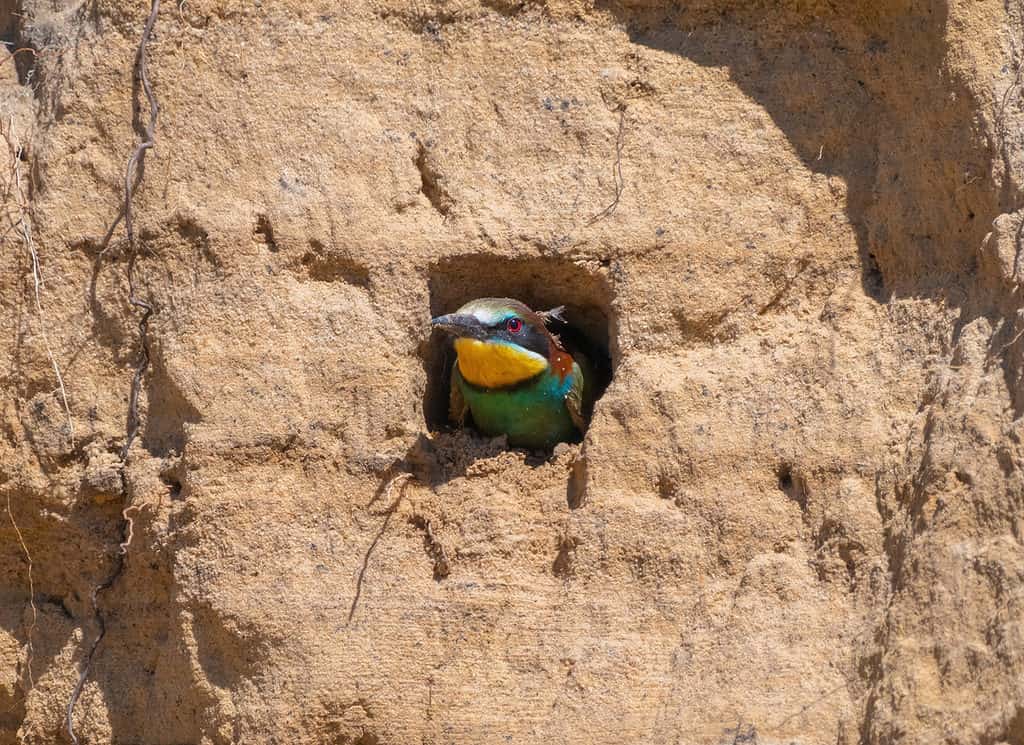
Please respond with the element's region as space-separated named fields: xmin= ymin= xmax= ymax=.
xmin=454 ymin=338 xmax=548 ymax=388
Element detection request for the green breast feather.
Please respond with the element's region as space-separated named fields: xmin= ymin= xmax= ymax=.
xmin=449 ymin=362 xmax=585 ymax=449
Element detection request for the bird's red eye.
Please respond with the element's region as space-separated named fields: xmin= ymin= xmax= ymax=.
xmin=506 ymin=317 xmax=523 ymax=333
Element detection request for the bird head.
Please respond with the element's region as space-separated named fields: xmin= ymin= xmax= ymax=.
xmin=431 ymin=298 xmax=572 ymax=388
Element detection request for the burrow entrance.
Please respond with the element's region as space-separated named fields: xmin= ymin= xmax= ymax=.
xmin=1 ymin=2 xmax=36 ymax=86
xmin=423 ymin=255 xmax=615 ymax=442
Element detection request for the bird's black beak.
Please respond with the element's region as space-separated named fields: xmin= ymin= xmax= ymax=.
xmin=431 ymin=313 xmax=487 ymax=340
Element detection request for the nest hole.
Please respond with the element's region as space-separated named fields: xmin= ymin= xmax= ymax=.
xmin=0 ymin=1 xmax=36 ymax=87
xmin=422 ymin=255 xmax=615 ymax=441
xmin=777 ymin=463 xmax=808 ymax=512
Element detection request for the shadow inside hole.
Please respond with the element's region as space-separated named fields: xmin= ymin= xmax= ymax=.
xmin=0 ymin=1 xmax=37 ymax=87
xmin=422 ymin=255 xmax=615 ymax=447
xmin=777 ymin=463 xmax=808 ymax=512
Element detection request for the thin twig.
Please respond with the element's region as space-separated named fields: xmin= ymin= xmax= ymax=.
xmin=347 ymin=473 xmax=412 ymax=625
xmin=772 ymin=682 xmax=846 ymax=729
xmin=3 ymin=117 xmax=75 ymax=445
xmin=997 ymin=45 xmax=1024 ymax=137
xmin=6 ymin=492 xmax=36 ymax=690
xmin=24 ymin=221 xmax=75 ymax=445
xmin=1012 ymin=213 xmax=1024 ymax=287
xmin=588 ymin=105 xmax=626 ymax=225
xmin=998 ymin=320 xmax=1024 ymax=354
xmin=67 ymin=2 xmax=161 ymax=742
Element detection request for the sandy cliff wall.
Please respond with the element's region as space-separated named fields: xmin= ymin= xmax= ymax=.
xmin=1 ymin=0 xmax=1024 ymax=743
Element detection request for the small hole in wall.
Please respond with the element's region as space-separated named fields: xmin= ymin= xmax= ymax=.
xmin=253 ymin=214 xmax=278 ymax=252
xmin=777 ymin=463 xmax=808 ymax=512
xmin=1 ymin=4 xmax=38 ymax=87
xmin=422 ymin=255 xmax=615 ymax=445
xmin=161 ymin=475 xmax=184 ymax=501
xmin=863 ymin=252 xmax=887 ymax=301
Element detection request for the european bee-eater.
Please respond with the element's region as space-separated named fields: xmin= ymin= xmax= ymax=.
xmin=431 ymin=298 xmax=587 ymax=449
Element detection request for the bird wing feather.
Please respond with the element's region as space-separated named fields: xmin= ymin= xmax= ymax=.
xmin=565 ymin=361 xmax=586 ymax=432
xmin=449 ymin=363 xmax=469 ymax=426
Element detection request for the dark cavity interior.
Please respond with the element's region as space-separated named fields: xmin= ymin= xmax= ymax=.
xmin=422 ymin=255 xmax=615 ymax=440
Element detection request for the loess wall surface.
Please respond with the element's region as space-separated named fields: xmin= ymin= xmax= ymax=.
xmin=1 ymin=0 xmax=1024 ymax=743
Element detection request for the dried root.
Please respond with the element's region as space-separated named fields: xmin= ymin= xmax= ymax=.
xmin=5 ymin=492 xmax=37 ymax=690
xmin=66 ymin=1 xmax=162 ymax=742
xmin=588 ymin=105 xmax=627 ymax=225
xmin=0 ymin=117 xmax=75 ymax=445
xmin=347 ymin=473 xmax=414 ymax=624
